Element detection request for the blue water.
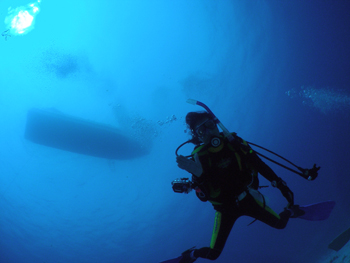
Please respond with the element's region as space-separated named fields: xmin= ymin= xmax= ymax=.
xmin=1 ymin=1 xmax=349 ymax=262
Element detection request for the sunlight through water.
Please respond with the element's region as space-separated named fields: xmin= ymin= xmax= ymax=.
xmin=2 ymin=0 xmax=41 ymax=40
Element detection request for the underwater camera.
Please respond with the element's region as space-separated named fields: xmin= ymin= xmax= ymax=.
xmin=171 ymin=178 xmax=193 ymax=194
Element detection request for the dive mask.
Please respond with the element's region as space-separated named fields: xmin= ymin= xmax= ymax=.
xmin=194 ymin=119 xmax=216 ymax=137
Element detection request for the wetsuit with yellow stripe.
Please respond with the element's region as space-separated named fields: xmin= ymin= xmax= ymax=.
xmin=190 ymin=133 xmax=291 ymax=261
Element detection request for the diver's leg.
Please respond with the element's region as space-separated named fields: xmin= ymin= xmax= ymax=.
xmin=242 ymin=194 xmax=290 ymax=229
xmin=193 ymin=209 xmax=239 ymax=260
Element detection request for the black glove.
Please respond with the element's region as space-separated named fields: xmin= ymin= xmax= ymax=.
xmin=273 ymin=178 xmax=294 ymax=206
xmin=306 ymin=164 xmax=321 ymax=181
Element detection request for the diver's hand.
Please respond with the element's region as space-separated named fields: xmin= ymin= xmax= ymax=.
xmin=307 ymin=164 xmax=320 ymax=180
xmin=176 ymin=154 xmax=203 ymax=177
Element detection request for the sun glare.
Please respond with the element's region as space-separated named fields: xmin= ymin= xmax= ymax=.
xmin=2 ymin=0 xmax=41 ymax=39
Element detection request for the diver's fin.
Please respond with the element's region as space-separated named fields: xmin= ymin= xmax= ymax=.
xmin=159 ymin=256 xmax=182 ymax=263
xmin=328 ymin=227 xmax=350 ymax=252
xmin=298 ymin=201 xmax=335 ymax=221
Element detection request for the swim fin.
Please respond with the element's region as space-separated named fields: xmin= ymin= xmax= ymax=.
xmin=328 ymin=227 xmax=350 ymax=251
xmin=298 ymin=201 xmax=335 ymax=221
xmin=159 ymin=256 xmax=182 ymax=263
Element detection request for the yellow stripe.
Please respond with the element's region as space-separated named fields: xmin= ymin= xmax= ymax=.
xmin=254 ymin=198 xmax=280 ymax=219
xmin=208 ymin=143 xmax=224 ymax=153
xmin=191 ymin=145 xmax=206 ymax=155
xmin=210 ymin=211 xmax=222 ymax=249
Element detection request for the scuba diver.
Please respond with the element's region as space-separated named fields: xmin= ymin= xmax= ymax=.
xmin=169 ymin=100 xmax=323 ymax=263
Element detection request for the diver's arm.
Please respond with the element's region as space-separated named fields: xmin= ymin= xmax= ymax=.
xmin=247 ymin=152 xmax=280 ymax=182
xmin=231 ymin=134 xmax=279 ymax=181
xmin=247 ymin=151 xmax=294 ymax=206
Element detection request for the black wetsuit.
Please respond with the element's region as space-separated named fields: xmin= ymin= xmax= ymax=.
xmin=190 ymin=134 xmax=291 ymax=260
